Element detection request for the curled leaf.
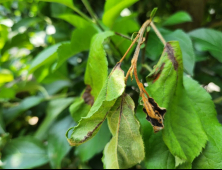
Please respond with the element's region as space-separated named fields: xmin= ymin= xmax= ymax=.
xmin=66 ymin=63 xmax=125 ymax=146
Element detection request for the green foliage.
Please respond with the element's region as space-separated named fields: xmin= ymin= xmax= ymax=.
xmin=0 ymin=0 xmax=222 ymax=169
xmin=163 ymin=11 xmax=192 ymax=26
xmin=103 ymin=94 xmax=145 ymax=169
xmin=1 ymin=137 xmax=49 ymax=169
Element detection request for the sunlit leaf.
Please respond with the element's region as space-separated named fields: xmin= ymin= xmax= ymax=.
xmin=146 ymin=41 xmax=207 ymax=165
xmin=103 ymin=0 xmax=139 ymax=27
xmin=183 ymin=76 xmax=222 ymax=169
xmin=85 ymin=31 xmax=114 ymax=99
xmin=163 ymin=11 xmax=192 ymax=26
xmin=55 ymin=26 xmax=98 ymax=69
xmin=0 ymin=69 xmax=13 ymax=85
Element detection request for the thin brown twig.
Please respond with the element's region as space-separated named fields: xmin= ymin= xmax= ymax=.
xmin=118 ymin=33 xmax=140 ymax=63
xmin=150 ymin=21 xmax=166 ymax=46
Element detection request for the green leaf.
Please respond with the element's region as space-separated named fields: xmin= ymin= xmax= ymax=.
xmin=12 ymin=17 xmax=41 ymax=31
xmin=136 ymin=106 xmax=175 ymax=169
xmin=164 ymin=30 xmax=195 ymax=76
xmin=0 ymin=69 xmax=13 ymax=85
xmin=35 ymin=97 xmax=74 ymax=140
xmin=57 ymin=14 xmax=91 ymax=28
xmin=150 ymin=7 xmax=158 ymax=20
xmin=0 ymin=24 xmax=8 ymax=50
xmin=55 ymin=26 xmax=98 ymax=69
xmin=3 ymin=96 xmax=45 ymax=125
xmin=29 ymin=43 xmax=62 ymax=73
xmin=1 ymin=137 xmax=49 ymax=169
xmin=103 ymin=0 xmax=139 ymax=27
xmin=69 ymin=97 xmax=91 ymax=123
xmin=47 ymin=116 xmax=75 ymax=169
xmin=112 ymin=16 xmax=140 ymax=33
xmin=103 ymin=94 xmax=145 ymax=169
xmin=189 ymin=28 xmax=222 ymax=63
xmin=0 ymin=87 xmax=15 ymax=100
xmin=163 ymin=11 xmax=192 ymax=26
xmin=146 ymin=41 xmax=208 ymax=164
xmin=66 ymin=63 xmax=125 ymax=146
xmin=75 ymin=120 xmax=111 ymax=162
xmin=183 ymin=76 xmax=222 ymax=169
xmin=85 ymin=31 xmax=114 ymax=99
xmin=39 ymin=0 xmax=75 ymax=9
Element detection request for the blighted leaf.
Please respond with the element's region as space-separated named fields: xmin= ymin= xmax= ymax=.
xmin=146 ymin=41 xmax=207 ymax=164
xmin=103 ymin=0 xmax=139 ymax=27
xmin=189 ymin=28 xmax=222 ymax=63
xmin=75 ymin=121 xmax=111 ymax=162
xmin=183 ymin=76 xmax=222 ymax=169
xmin=1 ymin=137 xmax=49 ymax=169
xmin=163 ymin=11 xmax=192 ymax=26
xmin=164 ymin=30 xmax=195 ymax=76
xmin=85 ymin=31 xmax=114 ymax=100
xmin=103 ymin=94 xmax=145 ymax=169
xmin=136 ymin=106 xmax=175 ymax=169
xmin=69 ymin=87 xmax=92 ymax=123
xmin=66 ymin=63 xmax=125 ymax=146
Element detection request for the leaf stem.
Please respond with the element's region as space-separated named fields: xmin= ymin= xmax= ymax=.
xmin=115 ymin=32 xmax=132 ymax=41
xmin=150 ymin=21 xmax=166 ymax=46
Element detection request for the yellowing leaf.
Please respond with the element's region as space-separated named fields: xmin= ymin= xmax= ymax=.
xmin=103 ymin=94 xmax=145 ymax=169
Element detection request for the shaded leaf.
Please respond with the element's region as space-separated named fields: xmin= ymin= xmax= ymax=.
xmin=163 ymin=11 xmax=192 ymax=26
xmin=1 ymin=137 xmax=49 ymax=169
xmin=183 ymin=76 xmax=222 ymax=169
xmin=189 ymin=28 xmax=222 ymax=63
xmin=3 ymin=96 xmax=45 ymax=125
xmin=35 ymin=97 xmax=74 ymax=140
xmin=0 ymin=24 xmax=8 ymax=50
xmin=103 ymin=94 xmax=145 ymax=169
xmin=75 ymin=120 xmax=111 ymax=162
xmin=47 ymin=116 xmax=75 ymax=169
xmin=39 ymin=0 xmax=75 ymax=9
xmin=66 ymin=63 xmax=125 ymax=146
xmin=85 ymin=31 xmax=114 ymax=99
xmin=146 ymin=41 xmax=207 ymax=164
xmin=103 ymin=0 xmax=139 ymax=27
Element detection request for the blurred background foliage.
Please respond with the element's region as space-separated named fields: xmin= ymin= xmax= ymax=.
xmin=0 ymin=0 xmax=222 ymax=169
